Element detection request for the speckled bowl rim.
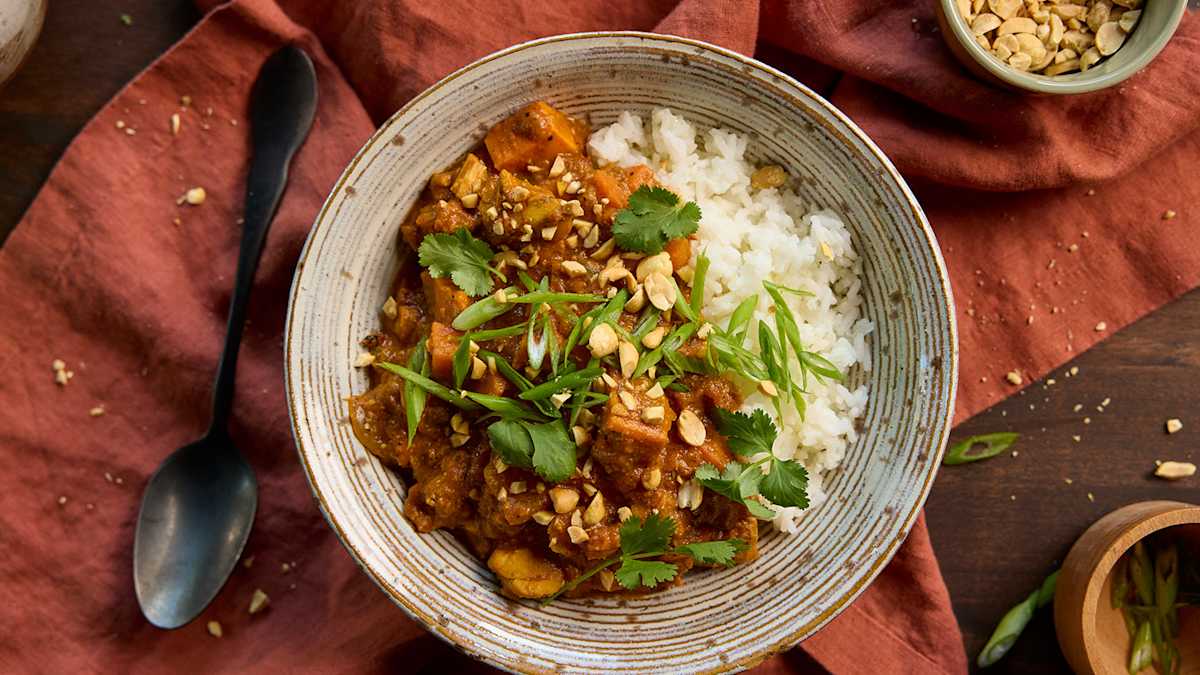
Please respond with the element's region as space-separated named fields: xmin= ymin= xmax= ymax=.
xmin=938 ymin=0 xmax=1187 ymax=94
xmin=285 ymin=31 xmax=959 ymax=673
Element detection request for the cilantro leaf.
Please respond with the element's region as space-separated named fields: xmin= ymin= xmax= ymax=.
xmin=524 ymin=420 xmax=576 ymax=483
xmin=759 ymin=458 xmax=810 ymax=509
xmin=696 ymin=462 xmax=775 ymax=519
xmin=619 ymin=514 xmax=675 ymax=557
xmin=614 ymin=559 xmax=677 ymax=590
xmin=486 ymin=419 xmax=535 ymax=469
xmin=612 ymin=186 xmax=701 ymax=254
xmin=712 ymin=408 xmax=777 ymax=458
xmin=541 ymin=514 xmax=746 ymax=603
xmin=417 ymin=229 xmax=498 ymax=297
xmin=674 ymin=539 xmax=747 ymax=566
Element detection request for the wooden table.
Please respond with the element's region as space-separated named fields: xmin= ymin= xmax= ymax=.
xmin=3 ymin=2 xmax=1197 ymax=672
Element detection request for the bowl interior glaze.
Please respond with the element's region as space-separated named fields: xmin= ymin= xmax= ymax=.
xmin=286 ymin=32 xmax=957 ymax=674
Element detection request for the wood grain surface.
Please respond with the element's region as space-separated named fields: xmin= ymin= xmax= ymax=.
xmin=1 ymin=2 xmax=1197 ymax=673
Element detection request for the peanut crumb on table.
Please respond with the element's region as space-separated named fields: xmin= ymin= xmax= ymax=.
xmin=88 ymin=405 xmax=105 ymax=417
xmin=248 ymin=589 xmax=270 ymax=615
xmin=1005 ymin=370 xmax=1022 ymax=385
xmin=206 ymin=621 xmax=223 ymax=638
xmin=1166 ymin=418 xmax=1183 ymax=434
xmin=1155 ymin=461 xmax=1196 ymax=480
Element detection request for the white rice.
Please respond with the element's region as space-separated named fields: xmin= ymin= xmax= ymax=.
xmin=588 ymin=109 xmax=873 ymax=534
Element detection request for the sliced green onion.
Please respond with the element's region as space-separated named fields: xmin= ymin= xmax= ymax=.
xmin=1155 ymin=543 xmax=1179 ymax=617
xmin=468 ymin=322 xmax=529 ymax=342
xmin=634 ymin=322 xmax=697 ymax=378
xmin=452 ymin=333 xmax=472 ymax=388
xmin=476 ymin=349 xmax=557 ymax=418
xmin=546 ymin=315 xmax=561 ymax=375
xmin=375 ymin=362 xmax=481 ymax=411
xmin=799 ymin=350 xmax=844 ymax=382
xmin=519 ymin=366 xmax=602 ymax=401
xmin=977 ymin=570 xmax=1058 ymax=668
xmin=451 ymin=287 xmax=518 ymax=330
xmin=1112 ymin=557 xmax=1130 ymax=609
xmin=1128 ymin=621 xmax=1152 ymax=674
xmin=507 ymin=290 xmax=606 ymax=305
xmin=758 ymin=320 xmax=786 ymax=419
xmin=527 ymin=312 xmax=547 ymax=371
xmin=942 ymin=432 xmax=1020 ymax=466
xmin=403 ymin=340 xmax=429 ymax=441
xmin=1131 ymin=541 xmax=1155 ymax=606
xmin=671 ymin=277 xmax=698 ymax=323
xmin=690 ymin=252 xmax=709 ymax=318
xmin=771 ymin=282 xmax=813 ymax=298
xmin=463 ymin=392 xmax=546 ymax=421
xmin=725 ymin=296 xmax=758 ymax=343
xmin=631 ymin=307 xmax=662 ymax=342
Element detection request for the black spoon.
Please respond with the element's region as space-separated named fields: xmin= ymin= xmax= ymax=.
xmin=134 ymin=45 xmax=317 ymax=629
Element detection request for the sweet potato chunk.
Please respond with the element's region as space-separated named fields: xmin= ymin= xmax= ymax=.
xmin=485 ymin=101 xmax=586 ymax=171
xmin=592 ymin=164 xmax=659 ymax=210
xmin=665 ymin=237 xmax=691 ymax=270
xmin=421 ymin=272 xmax=471 ymax=325
xmin=427 ymin=322 xmax=461 ymax=379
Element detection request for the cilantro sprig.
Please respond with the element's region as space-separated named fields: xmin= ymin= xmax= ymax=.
xmin=543 ymin=515 xmax=745 ymax=603
xmin=486 ymin=418 xmax=576 ymax=483
xmin=417 ymin=229 xmax=505 ymax=297
xmin=612 ymin=186 xmax=701 ymax=254
xmin=696 ymin=408 xmax=810 ymax=517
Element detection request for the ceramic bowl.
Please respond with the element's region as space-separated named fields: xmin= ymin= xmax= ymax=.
xmin=1056 ymin=500 xmax=1200 ymax=675
xmin=0 ymin=0 xmax=46 ymax=89
xmin=285 ymin=32 xmax=957 ymax=674
xmin=934 ymin=0 xmax=1187 ymax=94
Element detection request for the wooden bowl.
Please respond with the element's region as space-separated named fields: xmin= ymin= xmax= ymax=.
xmin=1055 ymin=501 xmax=1200 ymax=675
xmin=286 ymin=32 xmax=958 ymax=674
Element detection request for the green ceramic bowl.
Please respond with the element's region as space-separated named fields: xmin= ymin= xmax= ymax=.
xmin=935 ymin=0 xmax=1188 ymax=94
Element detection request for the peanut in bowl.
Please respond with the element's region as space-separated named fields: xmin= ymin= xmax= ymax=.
xmin=935 ymin=0 xmax=1188 ymax=94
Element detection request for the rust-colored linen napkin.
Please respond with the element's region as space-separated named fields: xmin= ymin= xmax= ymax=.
xmin=2 ymin=1 xmax=1198 ymax=673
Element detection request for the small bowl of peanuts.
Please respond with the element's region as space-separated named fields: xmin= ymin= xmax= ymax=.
xmin=935 ymin=0 xmax=1188 ymax=94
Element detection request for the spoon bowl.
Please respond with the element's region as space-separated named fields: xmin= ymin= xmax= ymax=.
xmin=134 ymin=433 xmax=257 ymax=628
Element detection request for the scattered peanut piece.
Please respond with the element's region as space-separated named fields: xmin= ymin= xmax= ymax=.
xmin=52 ymin=359 xmax=74 ymax=386
xmin=184 ymin=187 xmax=206 ymax=205
xmin=170 ymin=113 xmax=181 ymax=135
xmin=88 ymin=405 xmax=106 ymax=417
xmin=1094 ymin=321 xmax=1107 ymax=332
xmin=1154 ymin=461 xmax=1196 ymax=480
xmin=1165 ymin=418 xmax=1183 ymax=434
xmin=1162 ymin=209 xmax=1177 ymax=220
xmin=1005 ymin=370 xmax=1023 ymax=386
xmin=206 ymin=620 xmax=223 ymax=638
xmin=248 ymin=588 xmax=270 ymax=615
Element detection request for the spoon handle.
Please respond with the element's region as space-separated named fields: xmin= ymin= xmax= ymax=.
xmin=209 ymin=46 xmax=317 ymax=434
